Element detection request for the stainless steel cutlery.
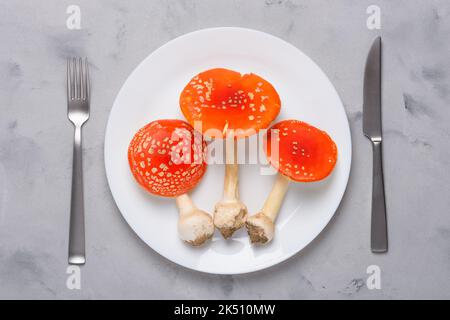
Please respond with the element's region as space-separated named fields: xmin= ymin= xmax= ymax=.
xmin=363 ymin=37 xmax=388 ymax=253
xmin=67 ymin=58 xmax=90 ymax=264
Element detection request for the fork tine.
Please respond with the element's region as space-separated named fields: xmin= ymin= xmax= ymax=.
xmin=78 ymin=58 xmax=83 ymax=99
xmin=70 ymin=58 xmax=75 ymax=100
xmin=75 ymin=57 xmax=80 ymax=99
xmin=67 ymin=58 xmax=71 ymax=100
xmin=79 ymin=58 xmax=84 ymax=100
xmin=71 ymin=58 xmax=76 ymax=99
xmin=67 ymin=57 xmax=90 ymax=102
xmin=84 ymin=58 xmax=90 ymax=101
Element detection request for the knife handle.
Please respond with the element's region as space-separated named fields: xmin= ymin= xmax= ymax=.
xmin=371 ymin=140 xmax=388 ymax=252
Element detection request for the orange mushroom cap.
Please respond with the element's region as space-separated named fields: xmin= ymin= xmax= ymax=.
xmin=265 ymin=120 xmax=338 ymax=182
xmin=128 ymin=119 xmax=207 ymax=197
xmin=180 ymin=68 xmax=281 ymax=138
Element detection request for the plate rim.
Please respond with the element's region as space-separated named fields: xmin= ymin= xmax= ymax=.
xmin=104 ymin=27 xmax=352 ymax=275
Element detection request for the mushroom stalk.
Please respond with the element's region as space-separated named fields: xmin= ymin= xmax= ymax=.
xmin=214 ymin=139 xmax=248 ymax=238
xmin=176 ymin=194 xmax=214 ymax=246
xmin=223 ymin=138 xmax=239 ymax=201
xmin=246 ymin=173 xmax=290 ymax=244
xmin=176 ymin=194 xmax=197 ymax=217
xmin=262 ymin=173 xmax=290 ymax=221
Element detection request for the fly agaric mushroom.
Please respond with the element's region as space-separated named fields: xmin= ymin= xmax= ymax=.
xmin=128 ymin=119 xmax=214 ymax=246
xmin=246 ymin=120 xmax=338 ymax=244
xmin=180 ymin=68 xmax=281 ymax=238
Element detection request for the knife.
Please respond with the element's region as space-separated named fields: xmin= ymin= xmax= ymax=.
xmin=363 ymin=37 xmax=388 ymax=253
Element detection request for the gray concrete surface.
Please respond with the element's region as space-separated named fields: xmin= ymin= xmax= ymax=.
xmin=0 ymin=0 xmax=449 ymax=299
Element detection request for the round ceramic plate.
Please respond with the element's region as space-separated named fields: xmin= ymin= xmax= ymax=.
xmin=105 ymin=27 xmax=351 ymax=274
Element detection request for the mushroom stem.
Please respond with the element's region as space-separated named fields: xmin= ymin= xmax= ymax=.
xmin=214 ymin=139 xmax=248 ymax=238
xmin=223 ymin=138 xmax=239 ymax=200
xmin=176 ymin=194 xmax=214 ymax=246
xmin=262 ymin=173 xmax=290 ymax=222
xmin=246 ymin=173 xmax=290 ymax=244
xmin=175 ymin=194 xmax=197 ymax=217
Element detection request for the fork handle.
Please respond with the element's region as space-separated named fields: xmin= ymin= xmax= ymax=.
xmin=371 ymin=140 xmax=388 ymax=253
xmin=69 ymin=125 xmax=86 ymax=264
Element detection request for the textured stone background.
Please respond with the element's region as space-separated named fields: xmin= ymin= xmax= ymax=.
xmin=0 ymin=0 xmax=449 ymax=299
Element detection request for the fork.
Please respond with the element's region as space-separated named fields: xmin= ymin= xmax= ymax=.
xmin=67 ymin=58 xmax=90 ymax=265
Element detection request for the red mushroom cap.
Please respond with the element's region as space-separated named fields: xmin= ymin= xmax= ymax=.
xmin=265 ymin=120 xmax=338 ymax=182
xmin=180 ymin=68 xmax=281 ymax=138
xmin=128 ymin=119 xmax=207 ymax=197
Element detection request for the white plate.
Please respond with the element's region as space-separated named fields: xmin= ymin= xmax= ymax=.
xmin=105 ymin=27 xmax=351 ymax=274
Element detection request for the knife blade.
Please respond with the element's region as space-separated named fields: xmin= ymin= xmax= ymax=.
xmin=363 ymin=36 xmax=388 ymax=253
xmin=363 ymin=37 xmax=382 ymax=140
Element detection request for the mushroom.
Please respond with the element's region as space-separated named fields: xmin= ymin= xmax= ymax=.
xmin=246 ymin=120 xmax=338 ymax=244
xmin=128 ymin=119 xmax=214 ymax=246
xmin=180 ymin=68 xmax=281 ymax=238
